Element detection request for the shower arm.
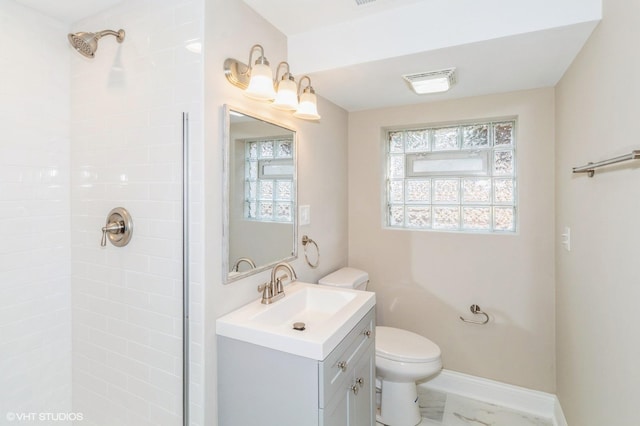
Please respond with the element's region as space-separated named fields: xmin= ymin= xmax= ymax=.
xmin=96 ymin=29 xmax=126 ymax=43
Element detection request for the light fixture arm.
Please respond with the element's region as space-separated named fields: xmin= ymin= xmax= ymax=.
xmin=297 ymin=75 xmax=315 ymax=95
xmin=248 ymin=44 xmax=269 ymax=68
xmin=274 ymin=61 xmax=293 ymax=82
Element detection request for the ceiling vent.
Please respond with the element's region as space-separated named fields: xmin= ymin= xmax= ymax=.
xmin=402 ymin=68 xmax=457 ymax=94
xmin=355 ymin=0 xmax=377 ymax=5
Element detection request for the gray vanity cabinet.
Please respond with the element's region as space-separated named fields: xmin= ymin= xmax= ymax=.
xmin=218 ymin=308 xmax=375 ymax=426
xmin=321 ymin=342 xmax=375 ymax=426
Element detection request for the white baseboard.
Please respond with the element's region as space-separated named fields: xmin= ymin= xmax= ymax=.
xmin=554 ymin=397 xmax=568 ymax=426
xmin=420 ymin=369 xmax=567 ymax=426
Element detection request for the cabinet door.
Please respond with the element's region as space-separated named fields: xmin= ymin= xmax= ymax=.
xmin=349 ymin=344 xmax=375 ymax=426
xmin=321 ymin=385 xmax=349 ymax=426
xmin=321 ymin=345 xmax=375 ymax=426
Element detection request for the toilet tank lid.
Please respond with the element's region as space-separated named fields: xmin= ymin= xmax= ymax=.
xmin=318 ymin=267 xmax=369 ymax=288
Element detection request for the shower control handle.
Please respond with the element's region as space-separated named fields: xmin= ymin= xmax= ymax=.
xmin=101 ymin=221 xmax=125 ymax=246
xmin=100 ymin=207 xmax=133 ymax=248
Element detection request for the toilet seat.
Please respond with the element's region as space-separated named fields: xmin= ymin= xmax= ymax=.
xmin=376 ymin=326 xmax=441 ymax=363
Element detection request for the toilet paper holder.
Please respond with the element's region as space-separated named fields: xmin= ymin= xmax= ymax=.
xmin=459 ymin=304 xmax=489 ymax=325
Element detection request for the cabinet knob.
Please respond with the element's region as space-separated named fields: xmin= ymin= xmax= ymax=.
xmin=351 ymin=384 xmax=359 ymax=395
xmin=363 ymin=329 xmax=372 ymax=338
xmin=337 ymin=361 xmax=347 ymax=372
xmin=356 ymin=377 xmax=364 ymax=388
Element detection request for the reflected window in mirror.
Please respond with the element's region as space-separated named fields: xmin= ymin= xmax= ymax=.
xmin=244 ymin=137 xmax=294 ymax=223
xmin=224 ymin=106 xmax=297 ymax=283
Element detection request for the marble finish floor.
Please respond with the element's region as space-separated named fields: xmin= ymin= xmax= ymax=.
xmin=376 ymin=387 xmax=553 ymax=426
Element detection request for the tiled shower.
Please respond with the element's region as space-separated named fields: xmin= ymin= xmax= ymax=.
xmin=0 ymin=0 xmax=204 ymax=424
xmin=0 ymin=2 xmax=72 ymax=418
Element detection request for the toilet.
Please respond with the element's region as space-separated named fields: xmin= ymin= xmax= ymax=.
xmin=319 ymin=267 xmax=442 ymax=426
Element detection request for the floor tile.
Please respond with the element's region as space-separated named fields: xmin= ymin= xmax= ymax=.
xmin=442 ymin=393 xmax=552 ymax=426
xmin=409 ymin=388 xmax=554 ymax=426
xmin=418 ymin=388 xmax=447 ymax=422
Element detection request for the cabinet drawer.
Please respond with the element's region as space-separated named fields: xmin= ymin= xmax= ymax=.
xmin=319 ymin=307 xmax=375 ymax=408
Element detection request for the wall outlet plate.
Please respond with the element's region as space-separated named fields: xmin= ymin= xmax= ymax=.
xmin=299 ymin=205 xmax=310 ymax=226
xmin=561 ymin=226 xmax=571 ymax=252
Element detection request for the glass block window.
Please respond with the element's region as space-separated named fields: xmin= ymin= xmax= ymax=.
xmin=386 ymin=119 xmax=516 ymax=233
xmin=245 ymin=137 xmax=294 ymax=223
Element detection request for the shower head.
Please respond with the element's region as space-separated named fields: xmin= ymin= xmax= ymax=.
xmin=67 ymin=29 xmax=125 ymax=58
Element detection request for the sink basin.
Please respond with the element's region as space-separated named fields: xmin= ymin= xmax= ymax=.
xmin=250 ymin=285 xmax=356 ymax=326
xmin=216 ymin=282 xmax=375 ymax=360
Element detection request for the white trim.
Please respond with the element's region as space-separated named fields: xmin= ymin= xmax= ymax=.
xmin=420 ymin=369 xmax=567 ymax=425
xmin=554 ymin=397 xmax=568 ymax=426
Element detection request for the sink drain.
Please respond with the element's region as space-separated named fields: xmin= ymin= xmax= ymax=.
xmin=293 ymin=322 xmax=306 ymax=331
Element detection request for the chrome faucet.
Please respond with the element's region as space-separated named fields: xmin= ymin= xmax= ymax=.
xmin=257 ymin=262 xmax=297 ymax=304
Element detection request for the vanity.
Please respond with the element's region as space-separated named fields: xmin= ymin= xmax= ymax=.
xmin=218 ymin=107 xmax=375 ymax=424
xmin=217 ymin=282 xmax=376 ymax=426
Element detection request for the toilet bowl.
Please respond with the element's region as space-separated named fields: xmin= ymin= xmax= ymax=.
xmin=376 ymin=326 xmax=442 ymax=425
xmin=318 ymin=268 xmax=443 ymax=426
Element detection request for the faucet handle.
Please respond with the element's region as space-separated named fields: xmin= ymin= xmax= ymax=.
xmin=257 ymin=282 xmax=273 ymax=298
xmin=276 ymin=273 xmax=289 ymax=284
xmin=274 ymin=273 xmax=290 ymax=294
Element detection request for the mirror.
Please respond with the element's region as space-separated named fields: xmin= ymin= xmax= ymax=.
xmin=223 ymin=106 xmax=297 ymax=283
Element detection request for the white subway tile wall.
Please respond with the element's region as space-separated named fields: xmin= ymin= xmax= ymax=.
xmin=0 ymin=1 xmax=72 ymax=420
xmin=70 ymin=0 xmax=203 ymax=425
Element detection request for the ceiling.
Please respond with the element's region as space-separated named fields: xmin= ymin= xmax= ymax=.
xmin=16 ymin=0 xmax=601 ymax=112
xmin=298 ymin=21 xmax=597 ymax=111
xmin=244 ymin=0 xmax=602 ymax=111
xmin=241 ymin=0 xmax=428 ymax=36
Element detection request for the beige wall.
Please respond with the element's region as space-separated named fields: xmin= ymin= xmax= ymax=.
xmin=348 ymin=89 xmax=556 ymax=392
xmin=555 ymin=0 xmax=640 ymax=424
xmin=204 ymin=1 xmax=349 ymax=424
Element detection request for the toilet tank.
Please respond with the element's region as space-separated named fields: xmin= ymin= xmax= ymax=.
xmin=318 ymin=267 xmax=369 ymax=291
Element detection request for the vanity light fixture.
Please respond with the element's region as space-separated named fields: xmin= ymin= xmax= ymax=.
xmin=224 ymin=44 xmax=321 ymax=120
xmin=403 ymin=68 xmax=457 ymax=94
xmin=293 ymin=76 xmax=321 ymax=120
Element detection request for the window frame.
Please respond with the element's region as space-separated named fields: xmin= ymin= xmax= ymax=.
xmin=383 ymin=117 xmax=518 ymax=234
